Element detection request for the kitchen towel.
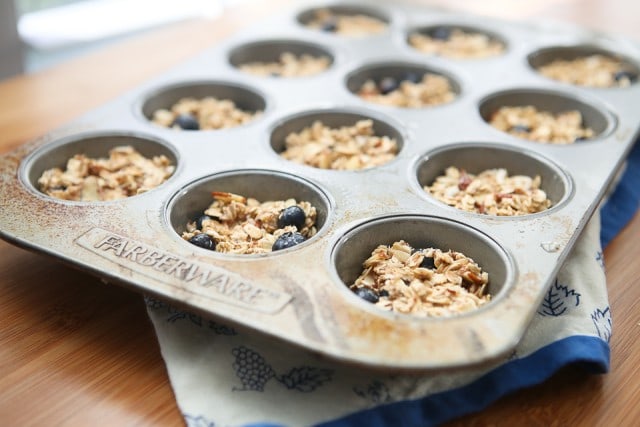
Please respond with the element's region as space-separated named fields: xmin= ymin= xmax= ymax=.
xmin=145 ymin=141 xmax=639 ymax=427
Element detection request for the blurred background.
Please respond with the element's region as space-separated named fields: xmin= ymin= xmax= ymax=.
xmin=1 ymin=0 xmax=249 ymax=78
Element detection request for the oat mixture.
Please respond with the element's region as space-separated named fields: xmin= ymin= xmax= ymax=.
xmin=305 ymin=9 xmax=387 ymax=36
xmin=537 ymin=54 xmax=636 ymax=88
xmin=357 ymin=74 xmax=456 ymax=108
xmin=489 ymin=106 xmax=594 ymax=144
xmin=152 ymin=97 xmax=261 ymax=130
xmin=238 ymin=52 xmax=330 ymax=77
xmin=279 ymin=119 xmax=398 ymax=170
xmin=350 ymin=240 xmax=490 ymax=317
xmin=182 ymin=191 xmax=317 ymax=254
xmin=408 ymin=29 xmax=505 ymax=59
xmin=425 ymin=167 xmax=551 ymax=216
xmin=38 ymin=145 xmax=175 ymax=201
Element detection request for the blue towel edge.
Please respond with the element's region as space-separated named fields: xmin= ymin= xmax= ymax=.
xmin=600 ymin=139 xmax=640 ymax=247
xmin=316 ymin=335 xmax=609 ymax=427
xmin=243 ymin=336 xmax=608 ymax=427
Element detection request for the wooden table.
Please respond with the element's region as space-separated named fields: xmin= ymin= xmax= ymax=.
xmin=1 ymin=1 xmax=638 ymax=425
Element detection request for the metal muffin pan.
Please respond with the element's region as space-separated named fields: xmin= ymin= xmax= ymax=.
xmin=1 ymin=0 xmax=639 ymax=370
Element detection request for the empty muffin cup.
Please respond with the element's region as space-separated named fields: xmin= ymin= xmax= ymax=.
xmin=332 ymin=215 xmax=513 ymax=317
xmin=141 ymin=81 xmax=266 ymax=131
xmin=415 ymin=143 xmax=572 ymax=216
xmin=21 ymin=132 xmax=178 ymax=202
xmin=346 ymin=61 xmax=460 ymax=108
xmin=229 ymin=39 xmax=333 ymax=78
xmin=528 ymin=45 xmax=639 ymax=88
xmin=167 ymin=169 xmax=331 ymax=254
xmin=407 ymin=24 xmax=506 ymax=59
xmin=479 ymin=88 xmax=615 ymax=143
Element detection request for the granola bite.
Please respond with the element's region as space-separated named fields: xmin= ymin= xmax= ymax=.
xmin=305 ymin=8 xmax=387 ymax=37
xmin=238 ymin=52 xmax=331 ymax=78
xmin=37 ymin=146 xmax=175 ymax=201
xmin=536 ymin=54 xmax=637 ymax=88
xmin=182 ymin=191 xmax=318 ymax=254
xmin=151 ymin=97 xmax=261 ymax=131
xmin=408 ymin=28 xmax=505 ymax=59
xmin=279 ymin=119 xmax=398 ymax=170
xmin=488 ymin=106 xmax=594 ymax=144
xmin=357 ymin=73 xmax=456 ymax=108
xmin=350 ymin=240 xmax=490 ymax=317
xmin=425 ymin=167 xmax=551 ymax=215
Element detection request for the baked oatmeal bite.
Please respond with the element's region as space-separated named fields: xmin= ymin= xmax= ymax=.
xmin=182 ymin=191 xmax=317 ymax=254
xmin=279 ymin=119 xmax=398 ymax=170
xmin=350 ymin=240 xmax=490 ymax=317
xmin=488 ymin=105 xmax=594 ymax=144
xmin=238 ymin=52 xmax=330 ymax=77
xmin=536 ymin=54 xmax=637 ymax=88
xmin=151 ymin=96 xmax=261 ymax=130
xmin=408 ymin=27 xmax=505 ymax=59
xmin=37 ymin=145 xmax=175 ymax=201
xmin=425 ymin=167 xmax=551 ymax=215
xmin=304 ymin=8 xmax=387 ymax=36
xmin=357 ymin=73 xmax=456 ymax=108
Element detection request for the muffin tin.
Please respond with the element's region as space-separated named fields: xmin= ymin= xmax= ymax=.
xmin=1 ymin=1 xmax=639 ymax=370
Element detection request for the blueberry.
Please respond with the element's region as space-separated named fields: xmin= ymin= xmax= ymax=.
xmin=431 ymin=27 xmax=451 ymax=41
xmin=272 ymin=232 xmax=306 ymax=251
xmin=321 ymin=18 xmax=337 ymax=32
xmin=378 ymin=76 xmax=399 ymax=94
xmin=354 ymin=287 xmax=379 ymax=303
xmin=403 ymin=72 xmax=421 ymax=84
xmin=173 ymin=113 xmax=200 ymax=130
xmin=511 ymin=124 xmax=531 ymax=133
xmin=195 ymin=214 xmax=211 ymax=230
xmin=420 ymin=255 xmax=436 ymax=269
xmin=277 ymin=206 xmax=306 ymax=230
xmin=613 ymin=70 xmax=637 ymax=83
xmin=189 ymin=233 xmax=215 ymax=250
xmin=574 ymin=136 xmax=588 ymax=142
xmin=379 ymin=289 xmax=389 ymax=297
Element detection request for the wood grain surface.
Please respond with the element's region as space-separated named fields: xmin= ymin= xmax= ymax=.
xmin=0 ymin=1 xmax=639 ymax=425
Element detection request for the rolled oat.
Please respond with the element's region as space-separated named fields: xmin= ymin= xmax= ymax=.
xmin=537 ymin=54 xmax=636 ymax=88
xmin=305 ymin=8 xmax=387 ymax=36
xmin=182 ymin=191 xmax=317 ymax=254
xmin=409 ymin=28 xmax=505 ymax=59
xmin=425 ymin=166 xmax=551 ymax=216
xmin=238 ymin=52 xmax=330 ymax=77
xmin=357 ymin=74 xmax=456 ymax=108
xmin=152 ymin=96 xmax=261 ymax=130
xmin=279 ymin=119 xmax=398 ymax=170
xmin=38 ymin=145 xmax=175 ymax=201
xmin=350 ymin=240 xmax=490 ymax=317
xmin=488 ymin=105 xmax=594 ymax=144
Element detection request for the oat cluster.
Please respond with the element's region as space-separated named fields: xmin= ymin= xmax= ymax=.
xmin=152 ymin=97 xmax=261 ymax=130
xmin=489 ymin=106 xmax=594 ymax=144
xmin=358 ymin=74 xmax=456 ymax=108
xmin=351 ymin=240 xmax=490 ymax=317
xmin=537 ymin=54 xmax=635 ymax=88
xmin=279 ymin=119 xmax=398 ymax=170
xmin=38 ymin=146 xmax=174 ymax=202
xmin=408 ymin=29 xmax=504 ymax=59
xmin=425 ymin=167 xmax=551 ymax=216
xmin=238 ymin=52 xmax=331 ymax=77
xmin=306 ymin=9 xmax=387 ymax=36
xmin=182 ymin=191 xmax=317 ymax=254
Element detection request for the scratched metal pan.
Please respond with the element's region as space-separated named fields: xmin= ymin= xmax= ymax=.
xmin=1 ymin=0 xmax=639 ymax=370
